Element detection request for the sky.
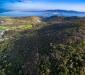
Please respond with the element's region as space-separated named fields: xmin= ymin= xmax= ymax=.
xmin=0 ymin=0 xmax=85 ymax=16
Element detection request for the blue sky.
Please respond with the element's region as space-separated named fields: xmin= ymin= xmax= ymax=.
xmin=0 ymin=0 xmax=85 ymax=16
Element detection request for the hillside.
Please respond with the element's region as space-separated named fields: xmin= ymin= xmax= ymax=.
xmin=0 ymin=16 xmax=85 ymax=75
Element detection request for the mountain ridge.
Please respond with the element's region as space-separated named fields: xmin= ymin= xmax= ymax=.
xmin=1 ymin=9 xmax=85 ymax=17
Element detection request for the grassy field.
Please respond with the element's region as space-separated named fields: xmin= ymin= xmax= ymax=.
xmin=0 ymin=26 xmax=9 ymax=30
xmin=16 ymin=24 xmax=33 ymax=30
xmin=0 ymin=24 xmax=33 ymax=30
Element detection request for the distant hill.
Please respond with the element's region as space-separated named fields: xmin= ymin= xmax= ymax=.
xmin=1 ymin=9 xmax=85 ymax=17
xmin=44 ymin=9 xmax=85 ymax=17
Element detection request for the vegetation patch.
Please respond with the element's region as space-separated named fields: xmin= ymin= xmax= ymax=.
xmin=16 ymin=24 xmax=33 ymax=30
xmin=0 ymin=24 xmax=33 ymax=31
xmin=0 ymin=26 xmax=9 ymax=30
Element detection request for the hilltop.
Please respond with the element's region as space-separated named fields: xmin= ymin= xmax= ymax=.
xmin=0 ymin=16 xmax=42 ymax=26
